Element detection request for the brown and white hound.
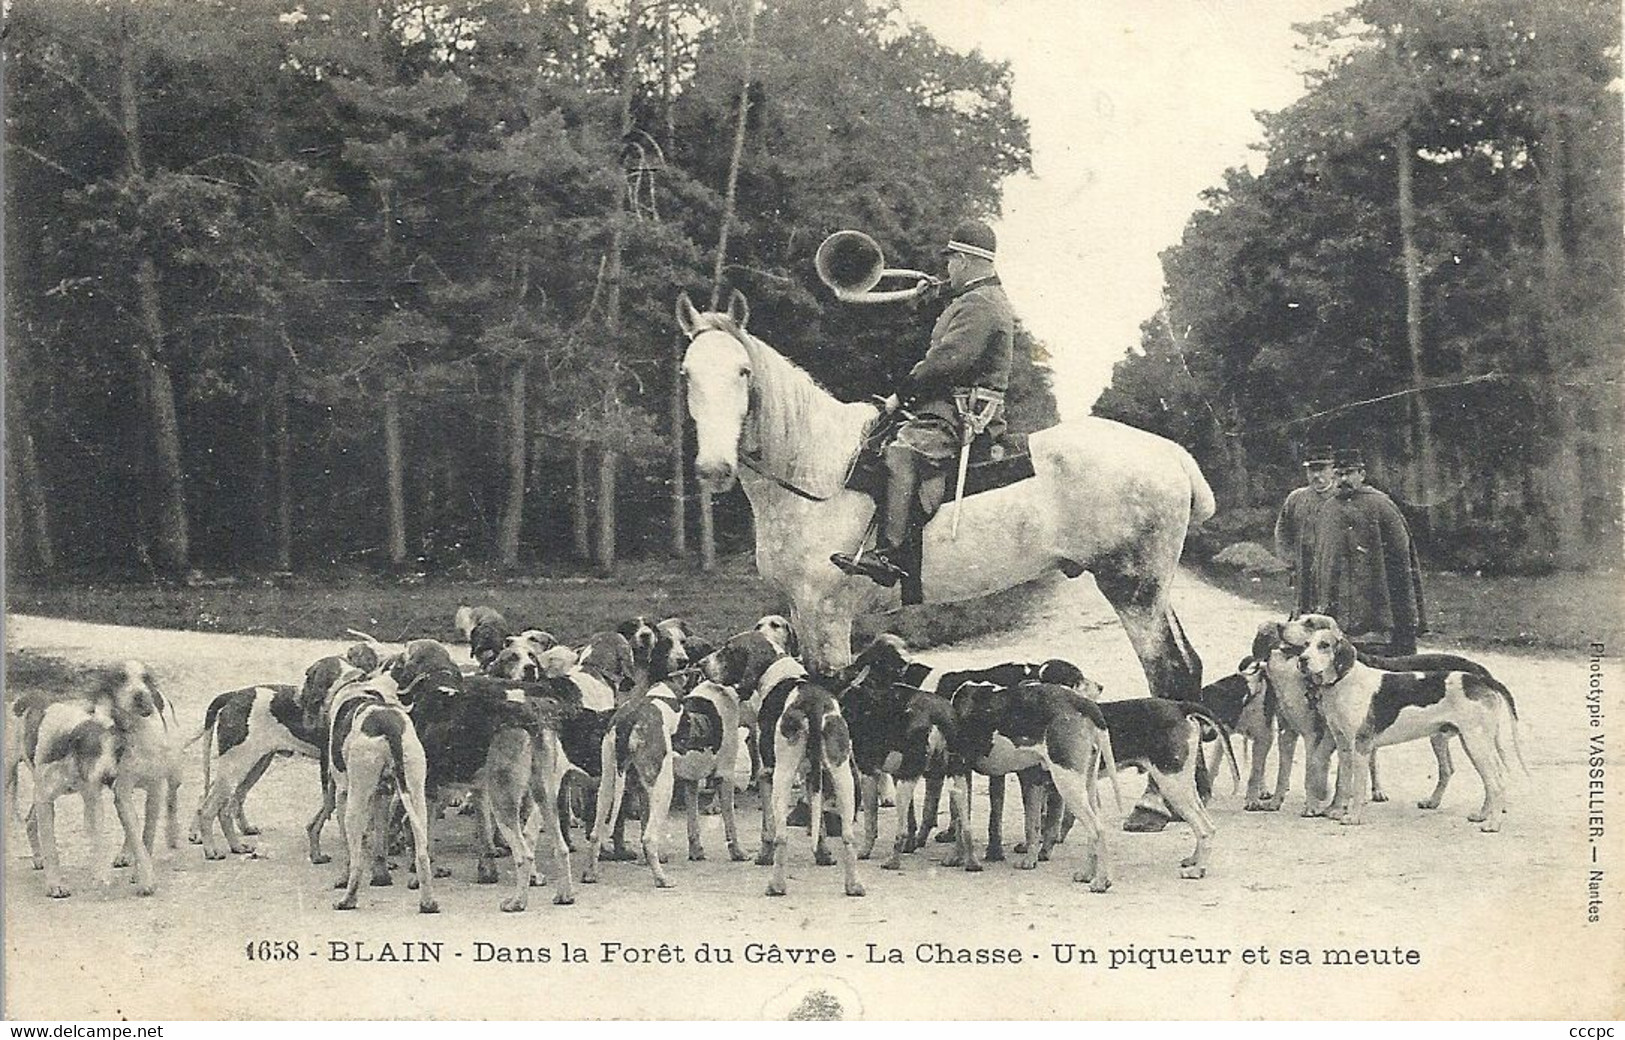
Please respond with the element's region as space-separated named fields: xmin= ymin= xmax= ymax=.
xmin=1292 ymin=614 xmax=1525 ymax=831
xmin=7 ymin=661 xmax=179 ymax=898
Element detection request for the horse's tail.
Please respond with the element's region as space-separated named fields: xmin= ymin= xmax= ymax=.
xmin=1176 ymin=445 xmax=1217 ymax=524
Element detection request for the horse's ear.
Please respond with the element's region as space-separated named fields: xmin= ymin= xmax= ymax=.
xmin=727 ymin=288 xmax=750 ymax=330
xmin=675 ymin=292 xmax=701 ymax=339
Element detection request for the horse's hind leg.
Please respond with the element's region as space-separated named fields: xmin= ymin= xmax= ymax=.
xmin=1093 ymin=565 xmax=1202 ymax=832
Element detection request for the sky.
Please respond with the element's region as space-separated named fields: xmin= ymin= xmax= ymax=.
xmin=897 ymin=0 xmax=1350 ymax=418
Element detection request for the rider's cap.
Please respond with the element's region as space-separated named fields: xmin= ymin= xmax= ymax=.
xmin=940 ymin=218 xmax=996 ymax=261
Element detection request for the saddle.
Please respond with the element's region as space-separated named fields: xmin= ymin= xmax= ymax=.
xmin=844 ymin=415 xmax=1036 ymax=518
xmin=843 ymin=415 xmax=1037 ymax=606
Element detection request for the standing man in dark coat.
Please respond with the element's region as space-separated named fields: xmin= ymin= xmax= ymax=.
xmin=1274 ymin=444 xmax=1337 ymax=617
xmin=1306 ymin=448 xmax=1428 ymax=655
xmin=833 ymin=218 xmax=1015 ymax=586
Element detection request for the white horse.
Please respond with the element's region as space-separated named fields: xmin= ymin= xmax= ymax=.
xmin=676 ymin=290 xmax=1215 ymax=701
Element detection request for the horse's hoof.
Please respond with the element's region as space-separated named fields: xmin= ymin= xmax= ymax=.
xmin=846 ymin=882 xmax=866 ymax=897
xmin=310 ymin=853 xmax=331 ymax=866
xmin=814 ymin=849 xmax=835 ymax=867
xmin=984 ymin=844 xmax=1004 ymax=862
xmin=754 ymin=850 xmax=774 ymax=867
xmin=1467 ymin=811 xmax=1488 ymax=823
xmin=500 ymin=896 xmax=527 ymax=913
xmin=1180 ymin=865 xmax=1207 ymax=880
xmin=1123 ymin=807 xmax=1171 ymax=833
xmin=964 ymin=860 xmax=983 ymax=873
xmin=419 ymin=900 xmax=440 ymax=914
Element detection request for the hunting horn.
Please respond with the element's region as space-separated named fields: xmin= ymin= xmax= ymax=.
xmin=815 ymin=230 xmax=941 ymax=304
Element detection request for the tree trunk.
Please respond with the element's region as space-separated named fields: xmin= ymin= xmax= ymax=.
xmin=384 ymin=390 xmax=407 ymax=566
xmin=573 ymin=443 xmax=592 ymax=560
xmin=5 ymin=325 xmax=56 ymax=572
xmin=120 ymin=23 xmax=190 ymax=574
xmin=12 ymin=427 xmax=55 ymax=572
xmin=1395 ymin=126 xmax=1438 ymax=526
xmin=700 ymin=0 xmax=758 ymax=572
xmin=497 ymin=362 xmax=528 ymax=568
xmin=1535 ymin=118 xmax=1586 ymax=568
xmin=596 ymin=449 xmax=618 ymax=572
xmin=137 ymin=264 xmax=191 ymax=574
xmin=270 ymin=367 xmax=293 ymax=572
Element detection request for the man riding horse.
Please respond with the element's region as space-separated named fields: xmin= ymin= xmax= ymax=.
xmin=832 ymin=218 xmax=1014 ymax=586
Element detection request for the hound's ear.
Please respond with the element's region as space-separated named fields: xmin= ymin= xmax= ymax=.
xmin=727 ymin=288 xmax=750 ymax=330
xmin=1333 ymin=638 xmax=1357 ymax=678
xmin=785 ymin=625 xmax=800 ymax=658
xmin=675 ymin=292 xmax=701 ymax=338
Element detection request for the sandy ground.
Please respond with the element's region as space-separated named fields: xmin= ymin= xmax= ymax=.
xmin=4 ymin=570 xmax=1623 ymax=1021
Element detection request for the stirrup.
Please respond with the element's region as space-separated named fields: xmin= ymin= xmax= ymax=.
xmin=830 ymin=549 xmax=906 ymax=587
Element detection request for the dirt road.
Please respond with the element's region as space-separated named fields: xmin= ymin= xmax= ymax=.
xmin=5 ymin=571 xmax=1622 ymax=1020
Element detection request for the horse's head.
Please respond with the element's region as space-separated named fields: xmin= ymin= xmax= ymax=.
xmin=676 ymin=289 xmax=753 ymax=492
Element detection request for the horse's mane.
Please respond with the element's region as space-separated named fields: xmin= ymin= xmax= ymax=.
xmin=691 ymin=313 xmax=875 ymax=496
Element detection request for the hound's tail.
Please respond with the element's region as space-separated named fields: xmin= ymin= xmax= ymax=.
xmin=1484 ymin=677 xmax=1531 ymax=777
xmin=1175 ymin=445 xmax=1217 ymax=524
xmin=1096 ymin=725 xmax=1124 ymax=814
xmin=781 ymin=700 xmax=823 ymax=837
xmin=1187 ymin=708 xmax=1242 ymax=795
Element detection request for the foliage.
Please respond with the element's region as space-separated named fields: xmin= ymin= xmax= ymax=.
xmin=1095 ymin=0 xmax=1622 ymax=571
xmin=5 ymin=0 xmax=1041 ymax=573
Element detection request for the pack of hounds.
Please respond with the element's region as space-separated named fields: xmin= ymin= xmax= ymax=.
xmin=6 ymin=608 xmax=1526 ymax=911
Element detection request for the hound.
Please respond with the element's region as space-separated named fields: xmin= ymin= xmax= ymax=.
xmin=1250 ymin=618 xmax=1496 ymax=815
xmin=7 ymin=675 xmax=122 ymax=897
xmin=946 ymin=680 xmax=1115 ymax=890
xmin=580 ymin=676 xmax=688 ymax=888
xmin=701 ymin=630 xmax=811 ymax=865
xmin=411 ymin=674 xmax=575 ymax=910
xmin=454 ymin=605 xmax=507 ymax=644
xmin=323 ymin=669 xmax=438 ymax=913
xmin=1086 ymin=697 xmax=1234 ymax=879
xmin=185 ymin=643 xmax=376 ymax=858
xmin=1292 ymin=614 xmax=1526 ymax=831
xmin=753 ymin=615 xmax=799 ymax=657
xmin=488 ymin=630 xmax=559 ymax=678
xmin=765 ymin=675 xmax=865 ymax=898
xmin=1199 ymin=663 xmax=1275 ymax=810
